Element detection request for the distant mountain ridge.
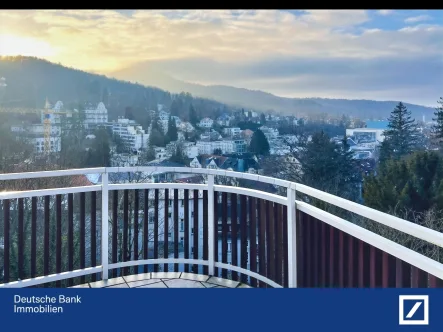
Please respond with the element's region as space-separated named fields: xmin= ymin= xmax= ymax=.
xmin=112 ymin=63 xmax=436 ymax=120
xmin=0 ymin=56 xmax=436 ymax=121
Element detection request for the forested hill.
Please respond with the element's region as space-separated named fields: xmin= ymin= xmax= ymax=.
xmin=0 ymin=56 xmax=230 ymax=121
xmin=113 ymin=62 xmax=437 ymax=120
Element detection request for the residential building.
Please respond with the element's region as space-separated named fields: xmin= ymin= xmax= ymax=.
xmin=346 ymin=128 xmax=385 ymax=144
xmin=200 ymin=129 xmax=222 ymax=141
xmin=196 ymin=140 xmax=235 ymax=155
xmin=198 ymin=117 xmax=214 ymax=128
xmin=83 ymin=102 xmax=108 ymax=129
xmin=154 ymin=147 xmax=170 ymax=160
xmin=223 ymin=127 xmax=241 ymax=137
xmin=110 ymin=117 xmax=149 ymax=152
xmin=259 ymin=126 xmax=279 ymax=140
xmin=216 ymin=114 xmax=232 ymax=126
xmin=111 ymin=153 xmax=140 ymax=167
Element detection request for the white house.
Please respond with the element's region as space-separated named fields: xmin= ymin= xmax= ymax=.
xmin=83 ymin=102 xmax=108 ymax=129
xmin=111 ymin=118 xmax=149 ymax=152
xmin=223 ymin=127 xmax=241 ymax=137
xmin=154 ymin=147 xmax=170 ymax=160
xmin=346 ymin=128 xmax=385 ymax=144
xmin=259 ymin=126 xmax=279 ymax=140
xmin=198 ymin=118 xmax=214 ymax=128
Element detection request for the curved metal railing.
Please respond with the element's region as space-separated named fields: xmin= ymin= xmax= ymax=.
xmin=0 ymin=167 xmax=442 ymax=288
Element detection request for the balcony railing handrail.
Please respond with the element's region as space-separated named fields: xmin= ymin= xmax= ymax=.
xmin=1 ymin=167 xmax=442 ymax=248
xmin=0 ymin=167 xmax=442 ymax=288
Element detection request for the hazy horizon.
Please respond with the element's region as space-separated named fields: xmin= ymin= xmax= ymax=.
xmin=1 ymin=9 xmax=442 ymax=107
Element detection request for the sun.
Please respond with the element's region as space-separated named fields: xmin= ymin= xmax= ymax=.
xmin=0 ymin=34 xmax=55 ymax=57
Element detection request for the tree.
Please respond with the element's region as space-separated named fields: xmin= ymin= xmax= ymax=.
xmin=189 ymin=104 xmax=198 ymax=126
xmin=149 ymin=128 xmax=165 ymax=147
xmin=140 ymin=145 xmax=156 ymax=163
xmin=213 ymin=148 xmax=222 ymax=155
xmin=380 ymin=102 xmax=419 ymax=161
xmin=0 ymin=126 xmax=33 ymax=173
xmin=337 ymin=136 xmax=361 ymax=200
xmin=260 ymin=113 xmax=266 ymax=125
xmin=288 ymin=131 xmax=361 ymax=201
xmin=170 ymin=99 xmax=180 ymax=117
xmin=169 ymin=144 xmax=187 ymax=165
xmin=249 ymin=129 xmax=270 ymax=155
xmin=432 ymin=97 xmax=443 ymax=144
xmin=101 ymin=87 xmax=109 ymax=106
xmin=84 ymin=128 xmax=111 ymax=167
xmin=363 ymin=151 xmax=443 ymax=218
xmin=125 ymin=106 xmax=135 ymax=120
xmin=166 ymin=117 xmax=178 ymax=143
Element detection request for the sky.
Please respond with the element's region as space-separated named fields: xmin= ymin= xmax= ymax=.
xmin=0 ymin=9 xmax=442 ymax=106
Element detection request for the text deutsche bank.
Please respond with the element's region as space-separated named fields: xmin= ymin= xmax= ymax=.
xmin=399 ymin=295 xmax=429 ymax=325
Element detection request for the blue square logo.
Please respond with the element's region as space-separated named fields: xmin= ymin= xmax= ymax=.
xmin=399 ymin=295 xmax=429 ymax=325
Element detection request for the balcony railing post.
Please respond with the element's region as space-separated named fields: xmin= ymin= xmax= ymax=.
xmin=101 ymin=171 xmax=109 ymax=280
xmin=207 ymin=174 xmax=215 ymax=276
xmin=287 ymin=184 xmax=297 ymax=287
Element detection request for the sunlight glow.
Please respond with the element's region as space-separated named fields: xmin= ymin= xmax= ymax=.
xmin=0 ymin=34 xmax=56 ymax=57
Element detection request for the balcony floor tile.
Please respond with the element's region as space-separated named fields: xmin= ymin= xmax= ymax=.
xmin=73 ymin=273 xmax=252 ymax=289
xmin=180 ymin=273 xmax=210 ymax=282
xmin=163 ymin=279 xmax=205 ymax=288
xmin=137 ymin=281 xmax=168 ymax=288
xmin=206 ymin=277 xmax=240 ymax=288
xmin=89 ymin=277 xmax=126 ymax=288
xmin=151 ymin=272 xmax=182 ymax=279
xmin=106 ymin=283 xmax=129 ymax=288
xmin=123 ymin=273 xmax=151 ymax=283
xmin=128 ymin=279 xmax=163 ymax=288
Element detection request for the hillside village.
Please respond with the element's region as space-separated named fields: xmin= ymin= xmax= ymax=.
xmin=6 ymin=95 xmax=437 ymax=195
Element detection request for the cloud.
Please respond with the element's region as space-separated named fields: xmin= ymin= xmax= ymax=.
xmin=377 ymin=10 xmax=394 ymax=16
xmin=0 ymin=9 xmax=442 ymax=104
xmin=404 ymin=15 xmax=432 ymax=24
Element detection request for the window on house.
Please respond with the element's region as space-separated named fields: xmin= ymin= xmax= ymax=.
xmin=191 ymin=246 xmax=194 ymax=254
xmin=169 ymin=200 xmax=172 ymax=206
xmin=168 ymin=232 xmax=172 ymax=238
xmin=191 ymin=227 xmax=194 ymax=234
xmin=168 ymin=212 xmax=172 ymax=218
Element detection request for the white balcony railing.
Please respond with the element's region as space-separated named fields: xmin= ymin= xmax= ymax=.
xmin=0 ymin=167 xmax=442 ymax=288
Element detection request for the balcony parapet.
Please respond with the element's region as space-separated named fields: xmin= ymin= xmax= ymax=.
xmin=0 ymin=167 xmax=442 ymax=288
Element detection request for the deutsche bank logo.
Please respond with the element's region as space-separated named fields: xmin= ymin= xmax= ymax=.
xmin=399 ymin=295 xmax=429 ymax=325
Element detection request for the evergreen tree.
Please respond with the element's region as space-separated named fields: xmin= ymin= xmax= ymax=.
xmin=169 ymin=144 xmax=187 ymax=165
xmin=249 ymin=129 xmax=270 ymax=155
xmin=432 ymin=97 xmax=443 ymax=142
xmin=141 ymin=145 xmax=156 ymax=163
xmin=380 ymin=102 xmax=419 ymax=161
xmin=125 ymin=106 xmax=135 ymax=120
xmin=298 ymin=131 xmax=341 ymax=193
xmin=189 ymin=104 xmax=198 ymax=126
xmin=260 ymin=113 xmax=266 ymax=124
xmin=150 ymin=111 xmax=162 ymax=132
xmin=337 ymin=136 xmax=361 ymax=199
xmin=85 ymin=128 xmax=111 ymax=167
xmin=170 ymin=99 xmax=180 ymax=117
xmin=363 ymin=151 xmax=443 ymax=216
xmin=149 ymin=128 xmax=165 ymax=147
xmin=166 ymin=116 xmax=178 ymax=143
xmin=101 ymin=87 xmax=109 ymax=106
